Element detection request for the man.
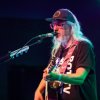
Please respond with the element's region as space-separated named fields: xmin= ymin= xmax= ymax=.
xmin=34 ymin=8 xmax=98 ymax=100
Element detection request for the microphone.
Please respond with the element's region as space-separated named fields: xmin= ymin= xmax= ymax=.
xmin=38 ymin=32 xmax=55 ymax=38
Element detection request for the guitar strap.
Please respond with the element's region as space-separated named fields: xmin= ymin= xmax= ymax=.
xmin=59 ymin=40 xmax=79 ymax=74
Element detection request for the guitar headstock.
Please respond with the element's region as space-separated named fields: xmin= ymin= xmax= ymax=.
xmin=10 ymin=46 xmax=29 ymax=59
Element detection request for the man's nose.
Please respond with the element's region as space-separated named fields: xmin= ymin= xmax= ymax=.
xmin=53 ymin=25 xmax=59 ymax=32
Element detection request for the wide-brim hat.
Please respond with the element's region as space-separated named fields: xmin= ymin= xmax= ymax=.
xmin=46 ymin=9 xmax=75 ymax=23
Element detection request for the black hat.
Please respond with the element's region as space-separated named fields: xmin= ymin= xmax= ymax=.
xmin=46 ymin=9 xmax=75 ymax=23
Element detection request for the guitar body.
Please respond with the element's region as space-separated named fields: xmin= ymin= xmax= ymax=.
xmin=47 ymin=86 xmax=58 ymax=100
xmin=46 ymin=82 xmax=63 ymax=100
xmin=49 ymin=81 xmax=62 ymax=89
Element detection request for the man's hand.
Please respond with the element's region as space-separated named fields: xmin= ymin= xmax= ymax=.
xmin=43 ymin=70 xmax=59 ymax=81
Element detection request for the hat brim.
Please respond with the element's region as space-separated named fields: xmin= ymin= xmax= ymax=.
xmin=45 ymin=18 xmax=53 ymax=22
xmin=45 ymin=18 xmax=67 ymax=22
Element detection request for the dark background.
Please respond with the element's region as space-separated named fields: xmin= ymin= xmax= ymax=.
xmin=0 ymin=0 xmax=100 ymax=100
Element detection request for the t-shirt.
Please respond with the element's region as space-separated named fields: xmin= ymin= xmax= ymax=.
xmin=48 ymin=41 xmax=98 ymax=100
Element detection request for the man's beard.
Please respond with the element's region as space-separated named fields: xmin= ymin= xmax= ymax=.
xmin=53 ymin=36 xmax=68 ymax=49
xmin=51 ymin=36 xmax=68 ymax=56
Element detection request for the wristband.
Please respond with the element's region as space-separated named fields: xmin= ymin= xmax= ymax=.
xmin=58 ymin=74 xmax=62 ymax=81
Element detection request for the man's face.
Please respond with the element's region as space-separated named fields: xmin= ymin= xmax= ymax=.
xmin=50 ymin=20 xmax=71 ymax=41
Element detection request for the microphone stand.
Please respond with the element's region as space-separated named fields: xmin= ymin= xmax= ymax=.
xmin=0 ymin=32 xmax=54 ymax=64
xmin=0 ymin=38 xmax=43 ymax=65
